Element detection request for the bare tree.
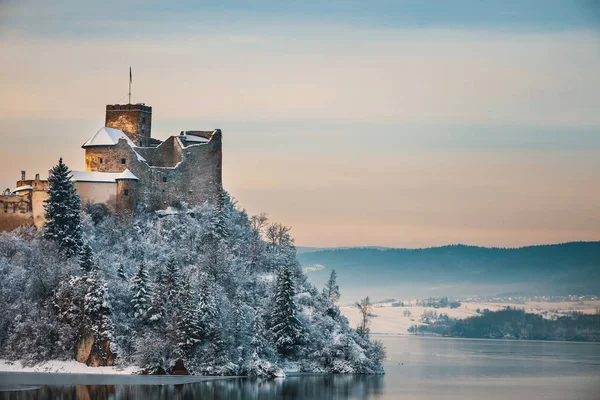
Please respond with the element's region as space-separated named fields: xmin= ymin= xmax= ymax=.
xmin=250 ymin=213 xmax=268 ymax=239
xmin=356 ymin=296 xmax=373 ymax=337
xmin=265 ymin=222 xmax=293 ymax=248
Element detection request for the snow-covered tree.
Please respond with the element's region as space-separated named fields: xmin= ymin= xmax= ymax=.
xmin=197 ymin=273 xmax=219 ymax=341
xmin=130 ymin=262 xmax=151 ymax=322
xmin=83 ymin=269 xmax=114 ymax=365
xmin=230 ymin=293 xmax=250 ymax=363
xmin=52 ymin=269 xmax=114 ymax=366
xmin=43 ymin=158 xmax=83 ymax=257
xmin=323 ymin=269 xmax=340 ymax=303
xmin=78 ymin=242 xmax=95 ymax=273
xmin=210 ymin=187 xmax=229 ymax=241
xmin=117 ymin=263 xmax=127 ymax=281
xmin=148 ymin=271 xmax=167 ymax=324
xmin=271 ymin=266 xmax=304 ymax=356
xmin=0 ymin=190 xmax=385 ymax=375
xmin=178 ymin=277 xmax=201 ymax=358
xmin=250 ymin=308 xmax=272 ymax=358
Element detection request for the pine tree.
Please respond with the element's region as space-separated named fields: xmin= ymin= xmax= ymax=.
xmin=84 ymin=269 xmax=114 ymax=358
xmin=197 ymin=274 xmax=219 ymax=340
xmin=208 ymin=319 xmax=229 ymax=371
xmin=210 ymin=187 xmax=228 ymax=241
xmin=196 ymin=274 xmax=230 ymax=371
xmin=323 ymin=269 xmax=340 ymax=303
xmin=130 ymin=262 xmax=151 ymax=322
xmin=232 ymin=294 xmax=247 ymax=348
xmin=251 ymin=308 xmax=269 ymax=357
xmin=164 ymin=257 xmax=180 ymax=300
xmin=148 ymin=271 xmax=167 ymax=324
xmin=117 ymin=264 xmax=127 ymax=281
xmin=178 ymin=277 xmax=201 ymax=358
xmin=230 ymin=293 xmax=249 ymax=363
xmin=271 ymin=266 xmax=304 ymax=356
xmin=43 ymin=157 xmax=83 ymax=257
xmin=78 ymin=242 xmax=95 ymax=273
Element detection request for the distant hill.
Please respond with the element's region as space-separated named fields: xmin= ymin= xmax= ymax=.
xmin=297 ymin=242 xmax=600 ymax=301
xmin=409 ymin=308 xmax=600 ymax=342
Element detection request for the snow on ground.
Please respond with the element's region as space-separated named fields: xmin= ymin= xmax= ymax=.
xmin=0 ymin=360 xmax=140 ymax=375
xmin=340 ymin=300 xmax=600 ymax=335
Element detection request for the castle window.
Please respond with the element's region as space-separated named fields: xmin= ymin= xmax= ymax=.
xmin=124 ymin=189 xmax=129 ymax=196
xmin=99 ymin=158 xmax=103 ymax=164
xmin=121 ymin=158 xmax=126 ymax=164
xmin=162 ymin=177 xmax=167 ymax=183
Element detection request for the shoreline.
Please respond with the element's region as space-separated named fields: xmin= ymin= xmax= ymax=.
xmin=372 ymin=333 xmax=600 ymax=344
xmin=0 ymin=360 xmax=382 ymax=383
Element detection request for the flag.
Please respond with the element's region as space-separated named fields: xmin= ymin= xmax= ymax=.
xmin=129 ymin=66 xmax=132 ymax=84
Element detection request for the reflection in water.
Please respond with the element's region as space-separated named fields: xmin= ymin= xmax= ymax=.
xmin=3 ymin=337 xmax=600 ymax=400
xmin=2 ymin=375 xmax=385 ymax=400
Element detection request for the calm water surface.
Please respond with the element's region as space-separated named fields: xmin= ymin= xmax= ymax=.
xmin=0 ymin=336 xmax=598 ymax=399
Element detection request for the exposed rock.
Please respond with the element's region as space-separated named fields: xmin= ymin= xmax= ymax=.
xmin=86 ymin=338 xmax=115 ymax=367
xmin=168 ymin=359 xmax=190 ymax=375
xmin=75 ymin=333 xmax=94 ymax=363
xmin=75 ymin=333 xmax=115 ymax=367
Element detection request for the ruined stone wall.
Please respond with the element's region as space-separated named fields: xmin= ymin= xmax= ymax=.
xmin=84 ymin=131 xmax=222 ymax=210
xmin=105 ymin=104 xmax=152 ymax=146
xmin=135 ymin=136 xmax=183 ymax=167
xmin=16 ymin=179 xmax=48 ymax=228
xmin=0 ymin=194 xmax=34 ymax=231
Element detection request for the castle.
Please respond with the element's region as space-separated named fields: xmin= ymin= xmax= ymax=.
xmin=0 ymin=102 xmax=222 ymax=232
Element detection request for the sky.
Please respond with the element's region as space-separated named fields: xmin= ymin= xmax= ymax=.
xmin=1 ymin=0 xmax=599 ymax=248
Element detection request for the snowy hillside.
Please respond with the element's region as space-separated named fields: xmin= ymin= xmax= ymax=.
xmin=0 ymin=195 xmax=384 ymax=375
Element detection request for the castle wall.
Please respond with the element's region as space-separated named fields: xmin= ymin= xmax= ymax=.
xmin=0 ymin=194 xmax=34 ymax=231
xmin=85 ymin=145 xmax=135 ymax=172
xmin=74 ymin=182 xmax=117 ymax=211
xmin=31 ymin=190 xmax=48 ymax=228
xmin=84 ymin=131 xmax=222 ymax=210
xmin=135 ymin=136 xmax=183 ymax=167
xmin=16 ymin=178 xmax=49 ymax=228
xmin=116 ymin=180 xmax=137 ymax=216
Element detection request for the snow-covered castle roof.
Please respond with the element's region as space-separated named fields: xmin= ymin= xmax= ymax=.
xmin=82 ymin=127 xmax=137 ymax=148
xmin=70 ymin=169 xmax=139 ymax=183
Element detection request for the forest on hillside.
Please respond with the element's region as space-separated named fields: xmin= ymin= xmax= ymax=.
xmin=0 ymin=160 xmax=384 ymax=376
xmin=409 ymin=308 xmax=600 ymax=342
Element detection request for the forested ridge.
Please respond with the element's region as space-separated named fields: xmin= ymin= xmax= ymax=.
xmin=298 ymin=243 xmax=600 ymax=296
xmin=409 ymin=308 xmax=600 ymax=342
xmin=0 ymin=160 xmax=384 ymax=376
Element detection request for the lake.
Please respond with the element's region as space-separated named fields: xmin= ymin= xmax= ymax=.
xmin=1 ymin=335 xmax=599 ymax=399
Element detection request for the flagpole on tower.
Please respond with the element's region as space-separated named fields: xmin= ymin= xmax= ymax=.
xmin=129 ymin=65 xmax=132 ymax=104
xmin=128 ymin=66 xmax=132 ymax=104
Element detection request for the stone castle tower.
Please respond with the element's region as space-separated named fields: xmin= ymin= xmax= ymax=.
xmin=105 ymin=104 xmax=153 ymax=146
xmin=0 ymin=101 xmax=223 ymax=231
